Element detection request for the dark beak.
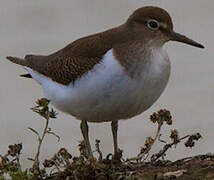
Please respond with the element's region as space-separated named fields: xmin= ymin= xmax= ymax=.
xmin=170 ymin=31 xmax=204 ymax=49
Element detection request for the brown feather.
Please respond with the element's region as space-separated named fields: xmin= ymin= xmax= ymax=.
xmin=6 ymin=56 xmax=27 ymax=66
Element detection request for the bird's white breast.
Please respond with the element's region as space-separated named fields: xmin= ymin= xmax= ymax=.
xmin=25 ymin=48 xmax=170 ymax=122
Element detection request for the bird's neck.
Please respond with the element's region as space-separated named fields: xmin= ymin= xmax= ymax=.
xmin=113 ymin=39 xmax=164 ymax=77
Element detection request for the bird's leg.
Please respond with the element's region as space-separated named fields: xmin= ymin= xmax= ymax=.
xmin=80 ymin=120 xmax=93 ymax=157
xmin=111 ymin=120 xmax=120 ymax=160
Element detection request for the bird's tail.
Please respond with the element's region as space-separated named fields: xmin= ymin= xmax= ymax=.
xmin=6 ymin=56 xmax=32 ymax=78
xmin=6 ymin=56 xmax=28 ymax=66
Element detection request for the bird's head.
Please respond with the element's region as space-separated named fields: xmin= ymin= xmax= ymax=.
xmin=126 ymin=6 xmax=204 ymax=48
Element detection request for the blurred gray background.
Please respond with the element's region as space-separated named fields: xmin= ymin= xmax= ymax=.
xmin=0 ymin=0 xmax=213 ymax=167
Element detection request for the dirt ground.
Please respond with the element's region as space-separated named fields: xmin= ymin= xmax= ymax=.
xmin=43 ymin=153 xmax=214 ymax=180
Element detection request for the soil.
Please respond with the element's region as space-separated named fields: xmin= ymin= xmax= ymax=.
xmin=45 ymin=153 xmax=214 ymax=180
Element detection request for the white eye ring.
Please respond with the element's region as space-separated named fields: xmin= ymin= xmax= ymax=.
xmin=147 ymin=19 xmax=160 ymax=30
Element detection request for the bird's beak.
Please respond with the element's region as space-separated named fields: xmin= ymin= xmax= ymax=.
xmin=170 ymin=31 xmax=204 ymax=48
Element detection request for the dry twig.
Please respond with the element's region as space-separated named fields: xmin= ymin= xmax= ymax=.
xmin=28 ymin=98 xmax=58 ymax=179
xmin=128 ymin=109 xmax=172 ymax=161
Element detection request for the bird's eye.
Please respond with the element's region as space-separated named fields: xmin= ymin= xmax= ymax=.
xmin=147 ymin=20 xmax=159 ymax=30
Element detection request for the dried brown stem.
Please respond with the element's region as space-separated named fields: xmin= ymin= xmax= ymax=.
xmin=33 ymin=114 xmax=50 ymax=170
xmin=28 ymin=98 xmax=58 ymax=179
xmin=128 ymin=109 xmax=172 ymax=162
xmin=94 ymin=139 xmax=103 ymax=161
xmin=128 ymin=122 xmax=162 ymax=161
xmin=151 ymin=135 xmax=190 ymax=162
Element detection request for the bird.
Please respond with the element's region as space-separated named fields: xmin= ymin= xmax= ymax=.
xmin=6 ymin=6 xmax=204 ymax=159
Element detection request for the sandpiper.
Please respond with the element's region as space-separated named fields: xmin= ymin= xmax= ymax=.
xmin=7 ymin=6 xmax=204 ymax=158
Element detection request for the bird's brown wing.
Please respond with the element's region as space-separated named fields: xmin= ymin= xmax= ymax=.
xmin=7 ymin=32 xmax=115 ymax=85
xmin=43 ymin=55 xmax=104 ymax=85
xmin=6 ymin=24 xmax=129 ymax=85
xmin=42 ymin=33 xmax=115 ymax=85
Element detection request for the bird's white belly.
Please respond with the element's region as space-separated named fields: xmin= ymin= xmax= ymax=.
xmin=26 ymin=49 xmax=170 ymax=122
